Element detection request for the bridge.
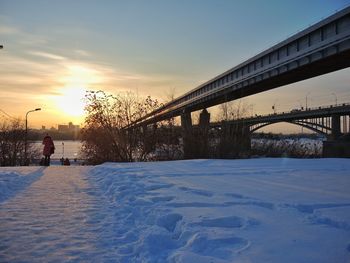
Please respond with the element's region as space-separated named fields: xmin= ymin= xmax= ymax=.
xmin=130 ymin=6 xmax=350 ymax=158
xmin=206 ymin=103 xmax=350 ymax=158
xmin=211 ymin=103 xmax=350 ymax=138
xmin=131 ymin=6 xmax=350 ymax=128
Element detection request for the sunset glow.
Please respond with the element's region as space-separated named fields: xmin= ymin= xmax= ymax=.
xmin=55 ymin=86 xmax=86 ymax=118
xmin=1 ymin=1 xmax=350 ymax=131
xmin=54 ymin=64 xmax=103 ymax=118
xmin=60 ymin=64 xmax=104 ymax=88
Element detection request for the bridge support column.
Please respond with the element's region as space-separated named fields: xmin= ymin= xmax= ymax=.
xmin=240 ymin=124 xmax=251 ymax=154
xmin=181 ymin=111 xmax=194 ymax=159
xmin=219 ymin=122 xmax=251 ymax=158
xmin=140 ymin=124 xmax=157 ymax=154
xmin=323 ymin=140 xmax=350 ymax=158
xmin=234 ymin=123 xmax=251 ymax=157
xmin=331 ymin=114 xmax=341 ymax=140
xmin=323 ymin=114 xmax=350 ymax=157
xmin=198 ymin=109 xmax=210 ymax=158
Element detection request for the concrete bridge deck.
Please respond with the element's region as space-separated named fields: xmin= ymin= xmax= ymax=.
xmin=130 ymin=6 xmax=350 ymax=128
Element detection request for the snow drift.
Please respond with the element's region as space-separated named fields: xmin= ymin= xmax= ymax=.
xmin=0 ymin=159 xmax=349 ymax=262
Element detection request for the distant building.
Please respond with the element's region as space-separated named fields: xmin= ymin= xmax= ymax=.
xmin=57 ymin=124 xmax=68 ymax=132
xmin=58 ymin=122 xmax=80 ymax=133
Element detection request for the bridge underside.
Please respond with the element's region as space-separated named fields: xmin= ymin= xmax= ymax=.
xmin=187 ymin=49 xmax=350 ymax=112
xmin=128 ymin=7 xmax=350 ymax=129
xmin=128 ymin=7 xmax=350 ymax=158
xmin=136 ymin=48 xmax=350 ymax=127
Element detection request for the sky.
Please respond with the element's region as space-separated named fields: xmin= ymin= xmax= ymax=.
xmin=1 ymin=0 xmax=350 ymax=132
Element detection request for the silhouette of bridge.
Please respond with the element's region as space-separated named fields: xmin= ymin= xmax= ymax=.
xmin=210 ymin=103 xmax=350 ymax=138
xmin=129 ymin=7 xmax=350 ymax=158
xmin=131 ymin=7 xmax=350 ymax=128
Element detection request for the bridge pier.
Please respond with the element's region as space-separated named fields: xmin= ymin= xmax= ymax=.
xmin=323 ymin=140 xmax=350 ymax=158
xmin=181 ymin=111 xmax=194 ymax=159
xmin=323 ymin=114 xmax=350 ymax=157
xmin=198 ymin=109 xmax=210 ymax=158
xmin=331 ymin=114 xmax=341 ymax=140
xmin=140 ymin=124 xmax=158 ymax=154
xmin=219 ymin=122 xmax=251 ymax=158
xmin=181 ymin=109 xmax=211 ymax=159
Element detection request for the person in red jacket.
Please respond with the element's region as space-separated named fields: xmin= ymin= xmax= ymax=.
xmin=42 ymin=134 xmax=55 ymax=166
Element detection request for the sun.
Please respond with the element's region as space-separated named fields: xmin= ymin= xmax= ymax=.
xmin=56 ymin=86 xmax=86 ymax=117
xmin=54 ymin=64 xmax=103 ymax=120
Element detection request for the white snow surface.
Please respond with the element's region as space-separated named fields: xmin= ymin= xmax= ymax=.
xmin=0 ymin=158 xmax=350 ymax=262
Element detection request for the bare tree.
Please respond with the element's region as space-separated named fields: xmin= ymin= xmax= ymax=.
xmin=164 ymin=87 xmax=176 ymax=102
xmin=215 ymin=100 xmax=253 ymax=158
xmin=217 ymin=99 xmax=252 ymax=121
xmin=81 ymin=90 xmax=162 ymax=164
xmin=151 ymin=88 xmax=183 ymax=160
xmin=0 ymin=119 xmax=40 ymax=166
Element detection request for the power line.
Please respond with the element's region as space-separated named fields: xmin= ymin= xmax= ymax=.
xmin=0 ymin=109 xmax=17 ymax=120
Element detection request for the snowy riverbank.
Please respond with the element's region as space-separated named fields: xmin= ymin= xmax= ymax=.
xmin=0 ymin=159 xmax=349 ymax=262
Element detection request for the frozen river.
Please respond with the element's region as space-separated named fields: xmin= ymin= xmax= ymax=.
xmin=33 ymin=140 xmax=82 ymax=159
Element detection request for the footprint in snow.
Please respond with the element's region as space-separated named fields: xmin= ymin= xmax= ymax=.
xmin=178 ymin=186 xmax=214 ymax=197
xmin=193 ymin=216 xmax=260 ymax=229
xmin=287 ymin=203 xmax=350 ymax=214
xmin=151 ymin=196 xmax=175 ymax=202
xmin=224 ymin=192 xmax=249 ymax=199
xmin=145 ymin=183 xmax=174 ymax=191
xmin=187 ymin=233 xmax=250 ymax=259
xmin=157 ymin=213 xmax=183 ymax=232
xmin=193 ymin=216 xmax=244 ymax=228
xmin=117 ymin=245 xmax=134 ymax=255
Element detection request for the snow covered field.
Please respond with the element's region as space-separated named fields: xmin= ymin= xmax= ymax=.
xmin=0 ymin=159 xmax=349 ymax=262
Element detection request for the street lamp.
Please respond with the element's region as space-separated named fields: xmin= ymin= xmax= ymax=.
xmin=331 ymin=92 xmax=337 ymax=106
xmin=297 ymin=100 xmax=304 ymax=110
xmin=305 ymin=92 xmax=311 ymax=110
xmin=25 ymin=108 xmax=41 ymax=165
xmin=62 ymin=142 xmax=65 ymax=158
xmin=272 ymin=100 xmax=278 ymax=114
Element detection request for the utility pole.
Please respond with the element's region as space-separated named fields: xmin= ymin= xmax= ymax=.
xmin=305 ymin=92 xmax=311 ymax=110
xmin=25 ymin=108 xmax=41 ymax=165
xmin=272 ymin=100 xmax=278 ymax=114
xmin=331 ymin=93 xmax=337 ymax=106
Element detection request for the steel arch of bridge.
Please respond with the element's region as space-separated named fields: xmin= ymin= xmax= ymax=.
xmin=249 ymin=120 xmax=331 ymax=135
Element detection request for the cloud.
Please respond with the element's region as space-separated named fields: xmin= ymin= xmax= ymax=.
xmin=74 ymin=49 xmax=90 ymax=57
xmin=0 ymin=21 xmax=48 ymax=46
xmin=0 ymin=25 xmax=19 ymax=35
xmin=28 ymin=51 xmax=66 ymax=60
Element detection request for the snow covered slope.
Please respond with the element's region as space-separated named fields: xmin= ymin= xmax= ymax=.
xmin=0 ymin=166 xmax=45 ymax=203
xmin=0 ymin=159 xmax=349 ymax=262
xmin=87 ymin=159 xmax=350 ymax=263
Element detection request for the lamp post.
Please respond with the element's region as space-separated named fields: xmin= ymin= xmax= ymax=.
xmin=272 ymin=100 xmax=278 ymax=114
xmin=331 ymin=92 xmax=337 ymax=106
xmin=297 ymin=100 xmax=304 ymax=110
xmin=305 ymin=92 xmax=311 ymax=110
xmin=25 ymin=108 xmax=41 ymax=165
xmin=62 ymin=142 xmax=65 ymax=158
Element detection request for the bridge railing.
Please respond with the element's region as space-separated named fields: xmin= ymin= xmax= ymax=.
xmin=217 ymin=103 xmax=350 ymax=124
xmin=127 ymin=6 xmax=350 ymax=129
